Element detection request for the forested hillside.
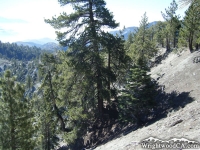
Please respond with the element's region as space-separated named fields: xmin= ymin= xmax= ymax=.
xmin=0 ymin=41 xmax=42 ymax=61
xmin=0 ymin=0 xmax=199 ymax=149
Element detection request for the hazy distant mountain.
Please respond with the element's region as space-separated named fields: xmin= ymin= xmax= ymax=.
xmin=110 ymin=26 xmax=138 ymax=40
xmin=15 ymin=41 xmax=42 ymax=48
xmin=15 ymin=38 xmax=66 ymax=51
xmin=148 ymin=21 xmax=158 ymax=27
xmin=110 ymin=21 xmax=158 ymax=40
xmin=41 ymin=42 xmax=61 ymax=51
xmin=15 ymin=21 xmax=158 ymax=49
xmin=24 ymin=38 xmax=58 ymax=45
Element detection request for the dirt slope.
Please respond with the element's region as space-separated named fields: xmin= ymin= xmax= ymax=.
xmin=95 ymin=49 xmax=200 ymax=150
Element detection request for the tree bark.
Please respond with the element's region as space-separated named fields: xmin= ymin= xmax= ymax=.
xmin=173 ymin=36 xmax=176 ymax=48
xmin=166 ymin=36 xmax=170 ymax=51
xmin=89 ymin=0 xmax=104 ymax=117
xmin=107 ymin=48 xmax=111 ymax=100
xmin=189 ymin=34 xmax=193 ymax=53
xmin=48 ymin=71 xmax=71 ymax=132
xmin=195 ymin=43 xmax=199 ymax=50
xmin=162 ymin=41 xmax=164 ymax=48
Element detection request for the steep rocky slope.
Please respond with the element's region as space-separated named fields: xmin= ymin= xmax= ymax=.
xmin=95 ymin=49 xmax=200 ymax=150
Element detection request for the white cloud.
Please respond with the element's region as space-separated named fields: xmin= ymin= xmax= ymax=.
xmin=0 ymin=0 xmax=189 ymax=43
xmin=0 ymin=0 xmax=75 ymax=42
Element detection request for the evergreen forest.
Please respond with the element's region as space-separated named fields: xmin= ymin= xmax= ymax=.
xmin=0 ymin=0 xmax=199 ymax=149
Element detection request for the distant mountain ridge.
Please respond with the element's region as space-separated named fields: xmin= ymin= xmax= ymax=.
xmin=15 ymin=41 xmax=42 ymax=48
xmin=24 ymin=38 xmax=58 ymax=45
xmin=15 ymin=21 xmax=158 ymax=50
xmin=110 ymin=26 xmax=138 ymax=40
xmin=110 ymin=21 xmax=158 ymax=40
xmin=15 ymin=38 xmax=64 ymax=51
xmin=41 ymin=42 xmax=62 ymax=51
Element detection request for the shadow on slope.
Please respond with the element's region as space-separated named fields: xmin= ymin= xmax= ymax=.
xmin=150 ymin=49 xmax=172 ymax=67
xmin=118 ymin=88 xmax=194 ymax=136
xmin=91 ymin=89 xmax=194 ymax=149
xmin=57 ymin=87 xmax=194 ymax=150
xmin=146 ymin=89 xmax=194 ymax=126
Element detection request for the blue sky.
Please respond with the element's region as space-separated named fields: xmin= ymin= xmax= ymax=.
xmin=0 ymin=0 xmax=189 ymax=43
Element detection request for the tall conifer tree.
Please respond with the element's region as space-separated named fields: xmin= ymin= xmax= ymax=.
xmin=0 ymin=70 xmax=36 ymax=150
xmin=178 ymin=0 xmax=200 ymax=52
xmin=129 ymin=12 xmax=157 ymax=66
xmin=161 ymin=0 xmax=181 ymax=50
xmin=118 ymin=64 xmax=156 ymax=124
xmin=45 ymin=0 xmax=126 ymax=117
xmin=154 ymin=21 xmax=167 ymax=48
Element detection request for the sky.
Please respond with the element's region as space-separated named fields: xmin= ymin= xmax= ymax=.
xmin=0 ymin=0 xmax=189 ymax=43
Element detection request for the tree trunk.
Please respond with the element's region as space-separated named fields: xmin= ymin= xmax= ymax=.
xmin=89 ymin=0 xmax=104 ymax=117
xmin=107 ymin=49 xmax=111 ymax=101
xmin=173 ymin=36 xmax=176 ymax=48
xmin=195 ymin=43 xmax=199 ymax=50
xmin=162 ymin=41 xmax=164 ymax=48
xmin=97 ymin=74 xmax=103 ymax=117
xmin=48 ymin=71 xmax=71 ymax=132
xmin=166 ymin=36 xmax=170 ymax=51
xmin=189 ymin=35 xmax=193 ymax=53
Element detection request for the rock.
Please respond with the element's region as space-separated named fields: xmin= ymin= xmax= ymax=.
xmin=169 ymin=119 xmax=183 ymax=127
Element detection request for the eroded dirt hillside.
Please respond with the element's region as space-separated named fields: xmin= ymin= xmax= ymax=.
xmin=95 ymin=49 xmax=200 ymax=150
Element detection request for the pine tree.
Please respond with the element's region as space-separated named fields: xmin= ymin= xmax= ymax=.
xmin=118 ymin=65 xmax=156 ymax=124
xmin=37 ymin=53 xmax=89 ymax=147
xmin=178 ymin=1 xmax=200 ymax=52
xmin=161 ymin=0 xmax=181 ymax=50
xmin=0 ymin=70 xmax=36 ymax=150
xmin=36 ymin=54 xmax=64 ymax=149
xmin=154 ymin=21 xmax=167 ymax=47
xmin=39 ymin=53 xmax=72 ymax=131
xmin=100 ymin=32 xmax=130 ymax=102
xmin=45 ymin=0 xmax=126 ymax=117
xmin=38 ymin=52 xmax=91 ymax=145
xmin=125 ymin=32 xmax=134 ymax=50
xmin=148 ymin=24 xmax=156 ymax=42
xmin=129 ymin=12 xmax=157 ymax=66
xmin=35 ymin=91 xmax=60 ymax=150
